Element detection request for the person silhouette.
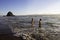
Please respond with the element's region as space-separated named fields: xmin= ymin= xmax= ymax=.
xmin=31 ymin=18 xmax=34 ymax=27
xmin=39 ymin=19 xmax=42 ymax=28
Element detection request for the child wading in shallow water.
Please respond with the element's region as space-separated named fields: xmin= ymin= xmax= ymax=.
xmin=31 ymin=18 xmax=34 ymax=27
xmin=39 ymin=19 xmax=42 ymax=28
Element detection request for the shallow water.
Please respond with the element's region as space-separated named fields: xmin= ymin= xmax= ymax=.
xmin=0 ymin=15 xmax=60 ymax=38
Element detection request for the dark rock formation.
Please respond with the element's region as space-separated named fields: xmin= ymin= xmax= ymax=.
xmin=6 ymin=11 xmax=15 ymax=16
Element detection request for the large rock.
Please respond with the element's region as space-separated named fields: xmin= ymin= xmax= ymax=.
xmin=6 ymin=11 xmax=15 ymax=16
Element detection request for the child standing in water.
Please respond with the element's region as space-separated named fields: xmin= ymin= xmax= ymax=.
xmin=39 ymin=19 xmax=42 ymax=28
xmin=31 ymin=18 xmax=34 ymax=27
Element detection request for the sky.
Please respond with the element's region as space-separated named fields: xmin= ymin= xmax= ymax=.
xmin=0 ymin=0 xmax=60 ymax=15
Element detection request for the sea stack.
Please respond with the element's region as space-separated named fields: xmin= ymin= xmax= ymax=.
xmin=6 ymin=11 xmax=15 ymax=16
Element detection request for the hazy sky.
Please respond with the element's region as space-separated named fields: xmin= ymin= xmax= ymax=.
xmin=0 ymin=0 xmax=60 ymax=15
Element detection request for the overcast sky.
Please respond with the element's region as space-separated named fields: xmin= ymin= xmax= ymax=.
xmin=0 ymin=0 xmax=60 ymax=15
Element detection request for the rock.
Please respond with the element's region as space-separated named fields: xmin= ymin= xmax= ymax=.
xmin=6 ymin=11 xmax=15 ymax=16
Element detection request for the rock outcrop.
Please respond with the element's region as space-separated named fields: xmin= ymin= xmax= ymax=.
xmin=6 ymin=11 xmax=15 ymax=16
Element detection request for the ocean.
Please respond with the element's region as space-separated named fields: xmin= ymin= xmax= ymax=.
xmin=0 ymin=15 xmax=60 ymax=40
